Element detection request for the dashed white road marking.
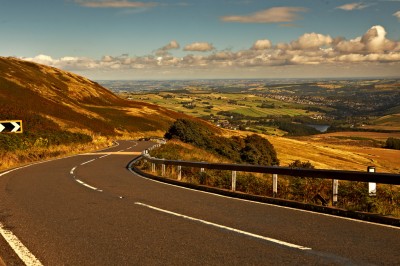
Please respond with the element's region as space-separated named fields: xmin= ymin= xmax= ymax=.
xmin=70 ymin=166 xmax=77 ymax=175
xmin=0 ymin=140 xmax=131 ymax=264
xmin=76 ymin=179 xmax=101 ymax=191
xmin=80 ymin=159 xmax=96 ymax=165
xmin=135 ymin=202 xmax=311 ymax=251
xmin=0 ymin=222 xmax=43 ymax=266
xmin=99 ymin=154 xmax=110 ymax=159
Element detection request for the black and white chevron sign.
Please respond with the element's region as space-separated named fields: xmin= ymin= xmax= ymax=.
xmin=0 ymin=120 xmax=22 ymax=133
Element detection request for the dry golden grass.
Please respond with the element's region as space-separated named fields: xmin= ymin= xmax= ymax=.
xmin=0 ymin=137 xmax=113 ymax=171
xmin=313 ymin=131 xmax=400 ymax=141
xmin=265 ymin=135 xmax=400 ymax=173
xmin=156 ymin=139 xmax=231 ymax=163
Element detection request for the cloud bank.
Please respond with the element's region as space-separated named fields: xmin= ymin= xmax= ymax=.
xmin=221 ymin=7 xmax=308 ymax=23
xmin=24 ymin=25 xmax=400 ymax=78
xmin=336 ymin=3 xmax=371 ymax=11
xmin=75 ymin=0 xmax=158 ymax=8
xmin=184 ymin=42 xmax=215 ymax=52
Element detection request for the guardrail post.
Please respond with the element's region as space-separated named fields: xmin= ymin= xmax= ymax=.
xmin=177 ymin=165 xmax=182 ymax=181
xmin=332 ymin=179 xmax=338 ymax=206
xmin=232 ymin=171 xmax=237 ymax=192
xmin=273 ymin=174 xmax=278 ymax=197
xmin=151 ymin=163 xmax=155 ymax=173
xmin=162 ymin=164 xmax=166 ymax=176
xmin=368 ymin=166 xmax=376 ymax=197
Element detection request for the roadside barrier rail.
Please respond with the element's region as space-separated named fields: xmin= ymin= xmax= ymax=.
xmin=137 ymin=150 xmax=400 ymax=206
xmin=140 ymin=153 xmax=400 ymax=184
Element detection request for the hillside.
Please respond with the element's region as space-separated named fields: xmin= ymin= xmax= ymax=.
xmin=0 ymin=57 xmax=184 ymax=136
xmin=0 ymin=57 xmax=193 ymax=170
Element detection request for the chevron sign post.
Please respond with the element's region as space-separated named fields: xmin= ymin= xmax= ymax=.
xmin=0 ymin=120 xmax=23 ymax=133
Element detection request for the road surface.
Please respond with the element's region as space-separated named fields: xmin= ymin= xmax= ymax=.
xmin=0 ymin=140 xmax=399 ymax=265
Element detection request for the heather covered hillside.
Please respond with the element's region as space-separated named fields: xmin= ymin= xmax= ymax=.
xmin=0 ymin=57 xmax=184 ymax=136
xmin=0 ymin=57 xmax=186 ymax=169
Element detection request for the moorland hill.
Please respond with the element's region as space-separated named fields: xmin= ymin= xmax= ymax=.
xmin=0 ymin=57 xmax=184 ymax=136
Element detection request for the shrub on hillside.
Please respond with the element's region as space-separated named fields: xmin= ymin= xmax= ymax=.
xmin=385 ymin=137 xmax=400 ymax=150
xmin=0 ymin=131 xmax=92 ymax=152
xmin=282 ymin=160 xmax=331 ymax=204
xmin=164 ymin=119 xmax=279 ymax=166
xmin=241 ymin=134 xmax=279 ymax=166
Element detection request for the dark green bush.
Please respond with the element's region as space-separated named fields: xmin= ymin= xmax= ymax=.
xmin=165 ymin=119 xmax=279 ymax=166
xmin=386 ymin=137 xmax=400 ymax=150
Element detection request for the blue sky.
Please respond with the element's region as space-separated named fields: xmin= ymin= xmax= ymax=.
xmin=1 ymin=0 xmax=400 ymax=79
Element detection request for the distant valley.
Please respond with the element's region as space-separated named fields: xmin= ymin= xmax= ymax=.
xmin=105 ymin=79 xmax=400 ymax=173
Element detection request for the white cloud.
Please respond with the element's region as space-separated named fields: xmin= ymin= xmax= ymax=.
xmin=22 ymin=25 xmax=400 ymax=78
xmin=335 ymin=37 xmax=365 ymax=53
xmin=162 ymin=40 xmax=180 ymax=50
xmin=336 ymin=2 xmax=370 ymax=11
xmin=290 ymin=33 xmax=333 ymax=50
xmin=221 ymin=7 xmax=308 ymax=23
xmin=394 ymin=11 xmax=400 ymax=20
xmin=155 ymin=40 xmax=180 ymax=56
xmin=361 ymin=25 xmax=396 ymax=52
xmin=251 ymin=40 xmax=272 ymax=50
xmin=183 ymin=42 xmax=215 ymax=52
xmin=334 ymin=26 xmax=396 ymax=54
xmin=75 ymin=0 xmax=158 ymax=8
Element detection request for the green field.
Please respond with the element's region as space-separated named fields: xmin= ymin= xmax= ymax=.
xmin=126 ymin=92 xmax=314 ymax=118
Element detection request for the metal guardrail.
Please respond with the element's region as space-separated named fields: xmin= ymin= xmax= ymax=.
xmin=137 ymin=149 xmax=400 ymax=205
xmin=140 ymin=154 xmax=400 ymax=184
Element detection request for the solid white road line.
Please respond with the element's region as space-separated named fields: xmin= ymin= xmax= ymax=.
xmin=0 ymin=222 xmax=43 ymax=266
xmin=129 ymin=168 xmax=400 ymax=230
xmin=134 ymin=202 xmax=311 ymax=251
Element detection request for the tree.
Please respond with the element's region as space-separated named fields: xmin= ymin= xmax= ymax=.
xmin=241 ymin=134 xmax=279 ymax=166
xmin=165 ymin=119 xmax=279 ymax=166
xmin=386 ymin=137 xmax=400 ymax=150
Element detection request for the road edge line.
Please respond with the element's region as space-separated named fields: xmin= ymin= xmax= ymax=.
xmin=0 ymin=222 xmax=43 ymax=266
xmin=135 ymin=202 xmax=311 ymax=250
xmin=127 ymin=157 xmax=400 ymax=230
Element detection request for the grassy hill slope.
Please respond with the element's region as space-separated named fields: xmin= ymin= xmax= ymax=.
xmin=0 ymin=57 xmax=190 ymax=169
xmin=0 ymin=57 xmax=185 ymax=136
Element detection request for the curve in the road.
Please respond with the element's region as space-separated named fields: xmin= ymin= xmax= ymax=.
xmin=1 ymin=140 xmax=400 ymax=265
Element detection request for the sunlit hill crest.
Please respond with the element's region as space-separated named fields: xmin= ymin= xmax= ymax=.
xmin=0 ymin=56 xmax=185 ymax=136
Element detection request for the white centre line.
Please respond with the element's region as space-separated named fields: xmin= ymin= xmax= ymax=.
xmin=134 ymin=202 xmax=311 ymax=251
xmin=0 ymin=222 xmax=43 ymax=266
xmin=98 ymin=154 xmax=110 ymax=159
xmin=80 ymin=159 xmax=95 ymax=165
xmin=70 ymin=166 xmax=77 ymax=175
xmin=76 ymin=179 xmax=101 ymax=191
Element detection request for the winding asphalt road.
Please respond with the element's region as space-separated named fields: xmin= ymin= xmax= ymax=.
xmin=0 ymin=140 xmax=399 ymax=265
